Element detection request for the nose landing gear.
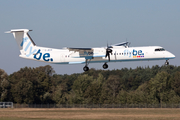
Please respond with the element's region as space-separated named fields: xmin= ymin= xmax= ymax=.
xmin=165 ymin=60 xmax=169 ymax=65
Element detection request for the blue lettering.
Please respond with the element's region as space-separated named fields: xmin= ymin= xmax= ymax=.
xmin=26 ymin=47 xmax=37 ymax=57
xmin=20 ymin=37 xmax=28 ymax=47
xmin=43 ymin=53 xmax=50 ymax=61
xmin=133 ymin=49 xmax=137 ymax=56
xmin=33 ymin=49 xmax=53 ymax=61
xmin=138 ymin=50 xmax=144 ymax=55
xmin=84 ymin=51 xmax=93 ymax=56
xmin=132 ymin=49 xmax=144 ymax=57
xmin=124 ymin=49 xmax=145 ymax=57
xmin=24 ymin=41 xmax=31 ymax=51
xmin=34 ymin=49 xmax=42 ymax=60
xmin=84 ymin=51 xmax=88 ymax=55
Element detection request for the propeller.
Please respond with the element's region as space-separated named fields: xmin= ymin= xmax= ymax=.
xmin=105 ymin=44 xmax=113 ymax=62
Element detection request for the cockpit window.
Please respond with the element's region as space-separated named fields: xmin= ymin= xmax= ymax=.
xmin=155 ymin=48 xmax=165 ymax=51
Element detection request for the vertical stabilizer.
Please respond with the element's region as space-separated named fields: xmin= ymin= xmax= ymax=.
xmin=6 ymin=29 xmax=37 ymax=57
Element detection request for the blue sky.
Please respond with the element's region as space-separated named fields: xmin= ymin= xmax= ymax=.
xmin=0 ymin=0 xmax=180 ymax=75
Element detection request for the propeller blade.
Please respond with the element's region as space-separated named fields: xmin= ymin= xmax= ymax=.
xmin=105 ymin=48 xmax=112 ymax=62
xmin=105 ymin=52 xmax=108 ymax=58
xmin=108 ymin=53 xmax=110 ymax=61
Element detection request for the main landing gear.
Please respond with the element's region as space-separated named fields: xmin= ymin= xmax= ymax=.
xmin=83 ymin=59 xmax=91 ymax=72
xmin=165 ymin=60 xmax=169 ymax=65
xmin=83 ymin=43 xmax=112 ymax=72
xmin=83 ymin=66 xmax=89 ymax=71
xmin=83 ymin=62 xmax=109 ymax=72
xmin=103 ymin=63 xmax=108 ymax=69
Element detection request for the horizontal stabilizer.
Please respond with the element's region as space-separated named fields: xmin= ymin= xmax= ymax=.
xmin=5 ymin=29 xmax=32 ymax=33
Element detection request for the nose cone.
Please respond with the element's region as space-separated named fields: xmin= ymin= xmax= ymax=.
xmin=168 ymin=52 xmax=175 ymax=59
xmin=171 ymin=53 xmax=175 ymax=59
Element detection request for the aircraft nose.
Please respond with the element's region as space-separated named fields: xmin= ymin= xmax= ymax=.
xmin=172 ymin=54 xmax=175 ymax=58
xmin=170 ymin=53 xmax=175 ymax=59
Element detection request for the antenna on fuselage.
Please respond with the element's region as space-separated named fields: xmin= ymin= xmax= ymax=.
xmin=125 ymin=38 xmax=128 ymax=48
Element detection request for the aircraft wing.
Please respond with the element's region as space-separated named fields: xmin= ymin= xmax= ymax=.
xmin=110 ymin=42 xmax=130 ymax=47
xmin=68 ymin=47 xmax=93 ymax=52
xmin=111 ymin=42 xmax=129 ymax=46
xmin=68 ymin=41 xmax=129 ymax=51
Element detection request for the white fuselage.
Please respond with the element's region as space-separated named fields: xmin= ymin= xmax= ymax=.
xmin=7 ymin=29 xmax=175 ymax=68
xmin=19 ymin=45 xmax=175 ymax=64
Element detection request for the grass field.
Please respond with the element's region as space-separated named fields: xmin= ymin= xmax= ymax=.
xmin=0 ymin=108 xmax=180 ymax=120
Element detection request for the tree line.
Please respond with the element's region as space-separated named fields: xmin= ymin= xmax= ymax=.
xmin=0 ymin=65 xmax=180 ymax=105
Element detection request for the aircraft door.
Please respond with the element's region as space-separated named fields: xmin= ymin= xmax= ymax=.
xmin=60 ymin=53 xmax=65 ymax=62
xmin=115 ymin=51 xmax=117 ymax=61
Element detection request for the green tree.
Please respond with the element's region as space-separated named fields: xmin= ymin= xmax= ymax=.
xmin=84 ymin=73 xmax=104 ymax=104
xmin=9 ymin=65 xmax=55 ymax=103
xmin=70 ymin=74 xmax=93 ymax=104
xmin=0 ymin=69 xmax=11 ymax=102
xmin=116 ymin=89 xmax=128 ymax=104
xmin=101 ymin=75 xmax=121 ymax=103
xmin=170 ymin=71 xmax=180 ymax=96
xmin=146 ymin=71 xmax=170 ymax=106
xmin=52 ymin=83 xmax=68 ymax=104
xmin=12 ymin=78 xmax=34 ymax=103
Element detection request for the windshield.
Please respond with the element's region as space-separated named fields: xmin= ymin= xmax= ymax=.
xmin=155 ymin=48 xmax=165 ymax=51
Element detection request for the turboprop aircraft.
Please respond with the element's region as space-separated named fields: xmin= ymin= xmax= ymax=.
xmin=6 ymin=29 xmax=175 ymax=71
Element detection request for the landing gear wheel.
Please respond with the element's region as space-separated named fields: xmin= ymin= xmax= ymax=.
xmin=165 ymin=60 xmax=169 ymax=65
xmin=83 ymin=66 xmax=89 ymax=71
xmin=103 ymin=63 xmax=108 ymax=69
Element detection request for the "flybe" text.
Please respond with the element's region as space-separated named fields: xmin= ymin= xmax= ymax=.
xmin=21 ymin=37 xmax=53 ymax=62
xmin=124 ymin=49 xmax=144 ymax=58
xmin=34 ymin=49 xmax=53 ymax=61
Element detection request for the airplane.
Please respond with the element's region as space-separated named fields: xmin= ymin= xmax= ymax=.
xmin=6 ymin=29 xmax=175 ymax=71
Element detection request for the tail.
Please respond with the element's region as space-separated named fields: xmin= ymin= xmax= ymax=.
xmin=5 ymin=29 xmax=37 ymax=57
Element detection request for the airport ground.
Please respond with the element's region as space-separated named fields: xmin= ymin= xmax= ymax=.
xmin=0 ymin=108 xmax=180 ymax=120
